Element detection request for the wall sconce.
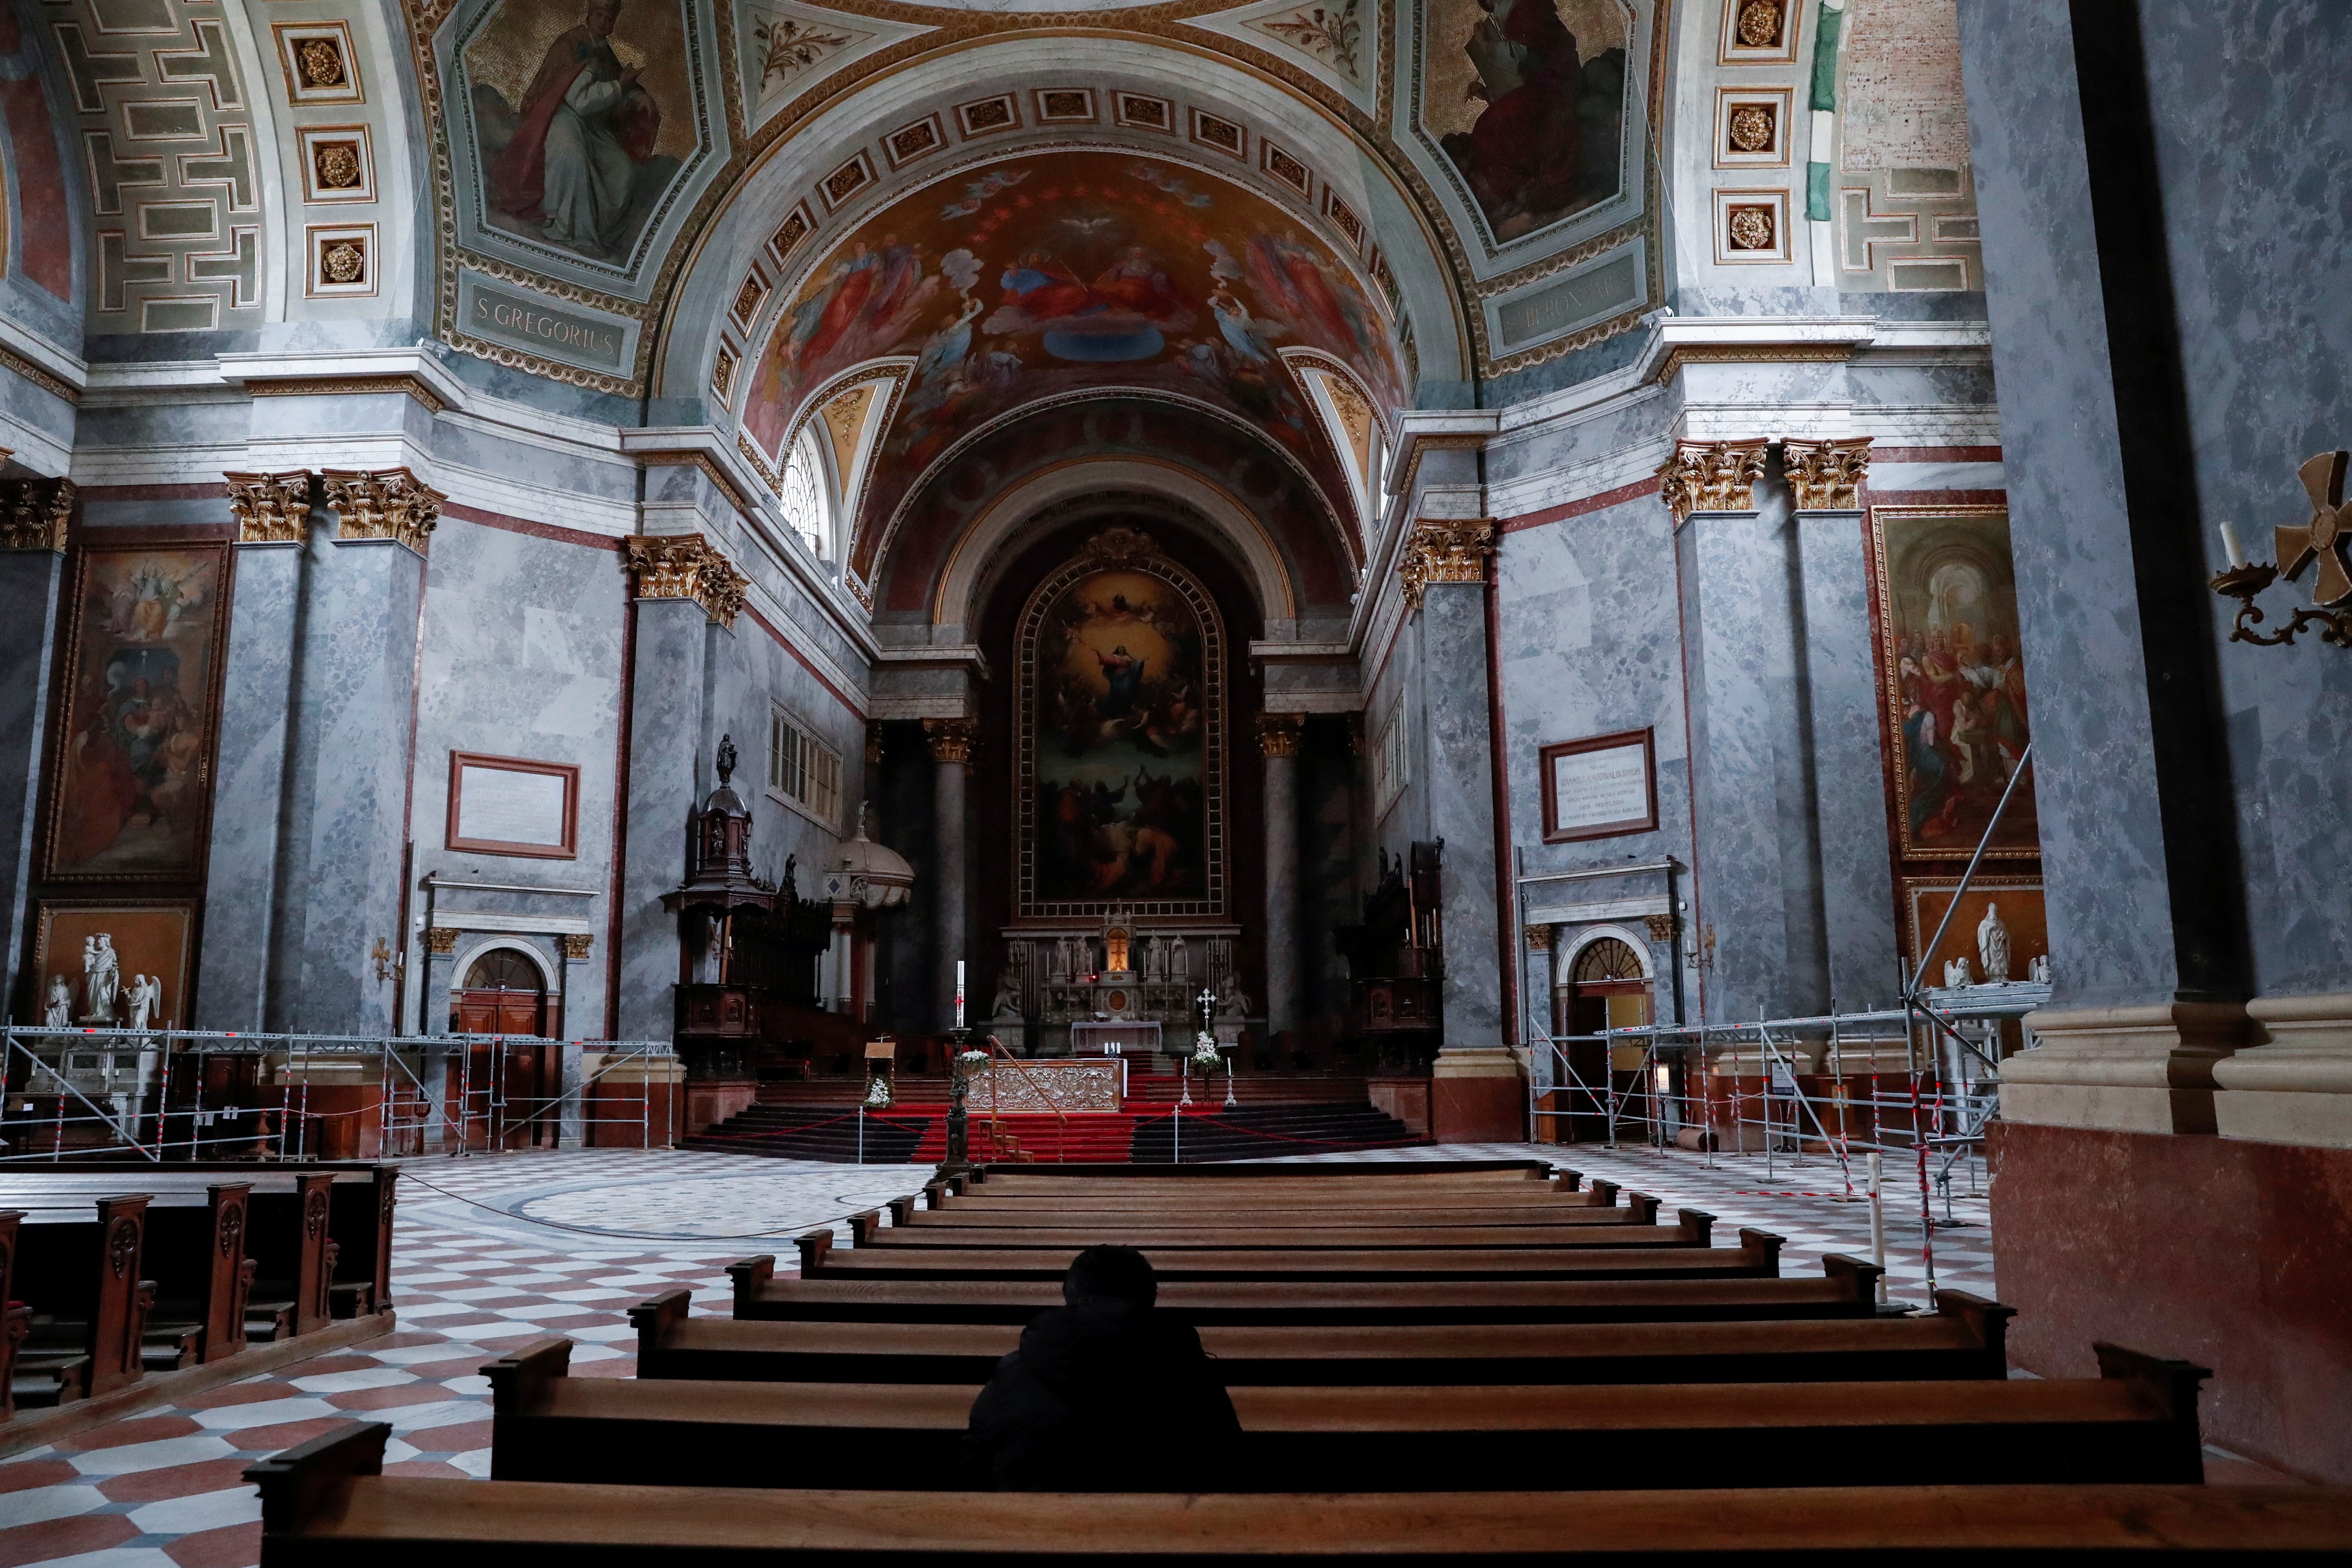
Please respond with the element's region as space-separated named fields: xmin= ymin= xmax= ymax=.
xmin=2209 ymin=450 xmax=2351 ymax=648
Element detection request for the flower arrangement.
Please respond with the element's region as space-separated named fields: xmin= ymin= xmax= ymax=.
xmin=864 ymin=1075 xmax=894 ymax=1109
xmin=1192 ymin=1031 xmax=1223 ymax=1069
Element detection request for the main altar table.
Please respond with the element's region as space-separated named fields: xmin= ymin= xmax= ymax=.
xmin=970 ymin=1059 xmax=1124 ymax=1112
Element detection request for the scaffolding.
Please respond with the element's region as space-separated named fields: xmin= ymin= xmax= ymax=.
xmin=0 ymin=1026 xmax=678 ymax=1164
xmin=1520 ymin=746 xmax=2041 ymax=1294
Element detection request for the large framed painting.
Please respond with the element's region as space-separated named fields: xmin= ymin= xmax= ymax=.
xmin=1903 ymin=877 xmax=2046 ymax=987
xmin=43 ymin=542 xmax=232 ymax=883
xmin=1870 ymin=505 xmax=2039 ymax=860
xmin=1016 ymin=529 xmax=1225 ymax=921
xmin=29 ymin=900 xmax=197 ymax=1028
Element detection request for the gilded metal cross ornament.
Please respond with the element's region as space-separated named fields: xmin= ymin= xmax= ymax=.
xmin=2278 ymin=450 xmax=2352 ymax=607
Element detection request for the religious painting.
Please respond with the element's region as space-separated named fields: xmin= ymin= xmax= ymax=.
xmin=44 ymin=544 xmax=231 ymax=883
xmin=740 ymin=150 xmax=1404 ymax=565
xmin=29 ymin=901 xmax=196 ymax=1030
xmin=463 ymin=0 xmax=697 ymax=265
xmin=1017 ymin=533 xmax=1225 ymax=920
xmin=1871 ymin=506 xmax=2040 ymax=859
xmin=1421 ymin=0 xmax=1632 ymax=242
xmin=1903 ymin=878 xmax=2047 ymax=989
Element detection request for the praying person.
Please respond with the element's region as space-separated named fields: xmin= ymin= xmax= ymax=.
xmin=960 ymin=1244 xmax=1240 ymax=1490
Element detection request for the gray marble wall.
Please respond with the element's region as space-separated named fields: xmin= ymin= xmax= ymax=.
xmin=1958 ymin=0 xmax=2350 ymax=1006
xmin=1493 ymin=493 xmax=1694 ymax=1032
xmin=2134 ymin=0 xmax=2352 ymax=998
xmin=616 ymin=599 xmax=712 ymax=1044
xmin=0 ymin=550 xmax=64 ymax=1016
xmin=404 ymin=517 xmax=628 ymax=1038
xmin=1417 ymin=580 xmax=1506 ymax=1051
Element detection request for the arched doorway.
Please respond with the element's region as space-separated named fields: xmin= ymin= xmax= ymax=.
xmin=453 ymin=947 xmax=554 ymax=1038
xmin=1553 ymin=936 xmax=1654 ymax=1143
xmin=449 ymin=946 xmax=559 ymax=1149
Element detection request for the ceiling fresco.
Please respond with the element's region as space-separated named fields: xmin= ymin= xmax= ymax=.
xmin=743 ymin=149 xmax=1394 ymax=590
xmin=398 ymin=0 xmax=1661 ymax=397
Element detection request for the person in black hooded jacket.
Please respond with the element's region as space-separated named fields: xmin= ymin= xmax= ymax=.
xmin=959 ymin=1243 xmax=1242 ymax=1490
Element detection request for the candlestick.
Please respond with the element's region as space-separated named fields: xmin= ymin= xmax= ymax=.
xmin=2220 ymin=520 xmax=2248 ymax=569
xmin=955 ymin=960 xmax=965 ymax=1028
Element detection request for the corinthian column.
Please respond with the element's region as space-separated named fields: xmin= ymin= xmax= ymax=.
xmin=1257 ymin=713 xmax=1304 ymax=1039
xmin=925 ymin=717 xmax=976 ymax=1027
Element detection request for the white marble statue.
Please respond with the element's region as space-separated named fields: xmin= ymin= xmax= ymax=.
xmin=127 ymin=974 xmax=160 ymax=1031
xmin=44 ymin=974 xmax=73 ymax=1026
xmin=2029 ymin=953 xmax=2053 ymax=985
xmin=1941 ymin=955 xmax=1975 ymax=988
xmin=1977 ymin=902 xmax=2012 ymax=983
xmin=83 ymin=934 xmax=121 ymax=1024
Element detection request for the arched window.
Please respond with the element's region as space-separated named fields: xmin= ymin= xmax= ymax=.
xmin=780 ymin=427 xmax=831 ymax=560
xmin=461 ymin=948 xmax=543 ymax=992
xmin=1571 ymin=937 xmax=1646 ymax=985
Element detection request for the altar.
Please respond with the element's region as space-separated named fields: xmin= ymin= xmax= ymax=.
xmin=1070 ymin=1020 xmax=1162 ymax=1058
xmin=968 ymin=1058 xmax=1124 ymax=1113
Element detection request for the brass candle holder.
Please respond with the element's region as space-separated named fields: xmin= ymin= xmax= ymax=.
xmin=2208 ymin=451 xmax=2352 ymax=649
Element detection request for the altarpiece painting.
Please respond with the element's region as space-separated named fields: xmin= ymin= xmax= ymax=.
xmin=1871 ymin=506 xmax=2039 ymax=859
xmin=1017 ymin=531 xmax=1224 ymax=921
xmin=44 ymin=544 xmax=231 ymax=883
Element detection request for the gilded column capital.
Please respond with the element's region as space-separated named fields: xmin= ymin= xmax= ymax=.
xmin=1656 ymin=439 xmax=1769 ymax=527
xmin=0 ymin=473 xmax=75 ymax=552
xmin=1782 ymin=437 xmax=1874 ymax=511
xmin=321 ymin=467 xmax=444 ymax=556
xmin=558 ymin=933 xmax=594 ymax=960
xmin=624 ymin=533 xmax=750 ymax=628
xmin=424 ymin=927 xmax=459 ymax=955
xmin=1397 ymin=517 xmax=1496 ymax=612
xmin=1256 ymin=712 xmax=1304 ymax=757
xmin=224 ymin=470 xmax=312 ymax=545
xmin=1524 ymin=923 xmax=1555 ymax=952
xmin=865 ymin=720 xmax=887 ymax=767
xmin=923 ymin=716 xmax=976 ymax=765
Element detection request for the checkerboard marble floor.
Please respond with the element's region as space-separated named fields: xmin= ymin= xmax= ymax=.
xmin=0 ymin=1150 xmax=921 ymax=1567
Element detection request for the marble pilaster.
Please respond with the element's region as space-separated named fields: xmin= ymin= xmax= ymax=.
xmin=265 ymin=496 xmax=432 ymax=1034
xmin=617 ymin=598 xmax=715 ymax=1042
xmin=197 ymin=507 xmax=309 ymax=1030
xmin=1669 ymin=440 xmax=1830 ymax=1025
xmin=1786 ymin=439 xmax=1901 ymax=1010
xmin=0 ymin=536 xmax=65 ymax=1016
xmin=1257 ymin=713 xmax=1303 ymax=1037
xmin=925 ymin=717 xmax=975 ymax=1027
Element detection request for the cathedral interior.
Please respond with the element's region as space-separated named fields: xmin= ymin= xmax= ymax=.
xmin=0 ymin=0 xmax=2348 ymax=1558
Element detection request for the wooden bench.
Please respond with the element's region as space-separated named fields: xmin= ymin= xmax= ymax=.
xmin=0 ymin=1164 xmax=395 ymax=1342
xmin=10 ymin=1195 xmax=153 ymax=1406
xmin=726 ymin=1249 xmax=1903 ymax=1328
xmin=786 ymin=1224 xmax=1777 ymax=1285
xmin=845 ymin=1208 xmax=1694 ymax=1253
xmin=481 ymin=1336 xmax=2207 ymax=1492
xmin=250 ymin=1423 xmax=2352 ymax=1565
xmin=634 ymin=1283 xmax=2010 ymax=1385
xmin=892 ymin=1187 xmax=1647 ymax=1228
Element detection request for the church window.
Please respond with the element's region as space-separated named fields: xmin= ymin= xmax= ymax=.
xmin=780 ymin=428 xmax=832 ymax=560
xmin=769 ymin=707 xmax=844 ymax=830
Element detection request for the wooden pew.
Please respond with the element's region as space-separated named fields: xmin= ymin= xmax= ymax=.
xmin=891 ymin=1183 xmax=1646 ymax=1228
xmin=730 ymin=1251 xmax=1915 ymax=1328
xmin=786 ymin=1223 xmax=1778 ymax=1284
xmin=0 ymin=1165 xmax=392 ymax=1341
xmin=633 ymin=1283 xmax=2011 ymax=1385
xmin=910 ymin=1168 xmax=1616 ymax=1212
xmin=1 ymin=1210 xmax=26 ymax=1421
xmin=135 ymin=1183 xmax=256 ymax=1368
xmin=481 ymin=1337 xmax=2208 ymax=1492
xmin=250 ymin=1424 xmax=2352 ymax=1566
xmin=844 ymin=1208 xmax=1696 ymax=1252
xmin=10 ymin=1195 xmax=153 ymax=1405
